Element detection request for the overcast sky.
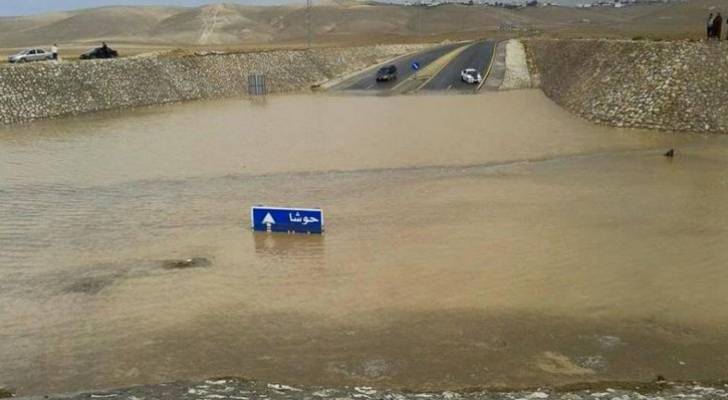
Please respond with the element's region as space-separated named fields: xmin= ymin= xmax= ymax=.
xmin=0 ymin=0 xmax=296 ymax=16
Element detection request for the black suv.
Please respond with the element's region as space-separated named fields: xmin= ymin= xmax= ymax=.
xmin=80 ymin=45 xmax=119 ymax=60
xmin=376 ymin=65 xmax=398 ymax=82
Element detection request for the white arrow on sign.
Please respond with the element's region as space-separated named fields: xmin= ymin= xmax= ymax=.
xmin=262 ymin=212 xmax=276 ymax=231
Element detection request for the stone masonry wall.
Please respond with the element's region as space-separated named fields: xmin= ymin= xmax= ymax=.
xmin=524 ymin=39 xmax=728 ymax=134
xmin=0 ymin=44 xmax=427 ymax=125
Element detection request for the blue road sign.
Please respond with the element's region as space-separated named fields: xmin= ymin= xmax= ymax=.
xmin=251 ymin=206 xmax=324 ymax=234
xmin=411 ymin=61 xmax=421 ymax=71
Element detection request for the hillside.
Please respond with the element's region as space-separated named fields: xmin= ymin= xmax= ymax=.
xmin=0 ymin=6 xmax=184 ymax=46
xmin=0 ymin=0 xmax=724 ymax=49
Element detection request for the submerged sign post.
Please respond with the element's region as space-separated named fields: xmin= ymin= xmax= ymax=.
xmin=251 ymin=206 xmax=324 ymax=234
xmin=411 ymin=61 xmax=420 ymax=79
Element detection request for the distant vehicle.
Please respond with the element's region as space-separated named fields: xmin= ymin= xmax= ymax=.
xmin=460 ymin=68 xmax=482 ymax=84
xmin=8 ymin=49 xmax=54 ymax=63
xmin=376 ymin=65 xmax=398 ymax=82
xmin=80 ymin=45 xmax=119 ymax=60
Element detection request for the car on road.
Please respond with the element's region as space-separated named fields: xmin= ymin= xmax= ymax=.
xmin=376 ymin=65 xmax=398 ymax=82
xmin=460 ymin=68 xmax=482 ymax=84
xmin=8 ymin=49 xmax=54 ymax=63
xmin=80 ymin=45 xmax=119 ymax=60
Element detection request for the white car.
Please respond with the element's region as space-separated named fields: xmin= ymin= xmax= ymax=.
xmin=8 ymin=48 xmax=54 ymax=63
xmin=460 ymin=68 xmax=482 ymax=84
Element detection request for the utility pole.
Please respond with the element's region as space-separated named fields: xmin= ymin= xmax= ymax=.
xmin=306 ymin=0 xmax=313 ymax=49
xmin=417 ymin=1 xmax=423 ymax=39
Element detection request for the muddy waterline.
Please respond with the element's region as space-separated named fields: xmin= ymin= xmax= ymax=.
xmin=1 ymin=92 xmax=727 ymax=396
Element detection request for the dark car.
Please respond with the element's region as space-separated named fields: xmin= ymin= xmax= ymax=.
xmin=80 ymin=45 xmax=119 ymax=60
xmin=376 ymin=65 xmax=398 ymax=82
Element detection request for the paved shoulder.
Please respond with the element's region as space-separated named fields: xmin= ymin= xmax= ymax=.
xmin=481 ymin=40 xmax=506 ymax=91
xmin=500 ymin=39 xmax=532 ymax=90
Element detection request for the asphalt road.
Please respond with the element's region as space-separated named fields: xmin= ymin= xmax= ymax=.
xmin=334 ymin=42 xmax=465 ymax=91
xmin=421 ymin=40 xmax=495 ymax=92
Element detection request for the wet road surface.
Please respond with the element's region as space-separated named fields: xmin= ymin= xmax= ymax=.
xmin=333 ymin=42 xmax=465 ymax=92
xmin=421 ymin=40 xmax=495 ymax=92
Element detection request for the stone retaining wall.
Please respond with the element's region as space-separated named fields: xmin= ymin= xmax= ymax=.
xmin=524 ymin=39 xmax=728 ymax=134
xmin=20 ymin=378 xmax=728 ymax=400
xmin=0 ymin=44 xmax=428 ymax=125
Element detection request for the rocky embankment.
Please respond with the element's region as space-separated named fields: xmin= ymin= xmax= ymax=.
xmin=524 ymin=39 xmax=728 ymax=134
xmin=9 ymin=379 xmax=728 ymax=400
xmin=0 ymin=44 xmax=428 ymax=125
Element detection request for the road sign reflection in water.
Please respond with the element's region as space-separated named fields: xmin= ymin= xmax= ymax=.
xmin=251 ymin=206 xmax=324 ymax=234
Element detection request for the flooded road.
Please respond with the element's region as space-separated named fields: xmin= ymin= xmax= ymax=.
xmin=2 ymin=92 xmax=728 ymax=395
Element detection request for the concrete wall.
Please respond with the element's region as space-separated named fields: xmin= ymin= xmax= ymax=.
xmin=525 ymin=39 xmax=728 ymax=134
xmin=0 ymin=44 xmax=427 ymax=125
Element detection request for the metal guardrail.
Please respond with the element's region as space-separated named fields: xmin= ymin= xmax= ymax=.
xmin=248 ymin=73 xmax=267 ymax=96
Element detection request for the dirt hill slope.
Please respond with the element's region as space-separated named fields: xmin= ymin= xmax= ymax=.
xmin=0 ymin=0 xmax=723 ymax=49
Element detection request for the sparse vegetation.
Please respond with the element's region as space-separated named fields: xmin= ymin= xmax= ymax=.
xmin=0 ymin=0 xmax=717 ymax=53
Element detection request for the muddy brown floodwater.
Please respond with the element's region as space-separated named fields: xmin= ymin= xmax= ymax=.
xmin=1 ymin=91 xmax=728 ymax=396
